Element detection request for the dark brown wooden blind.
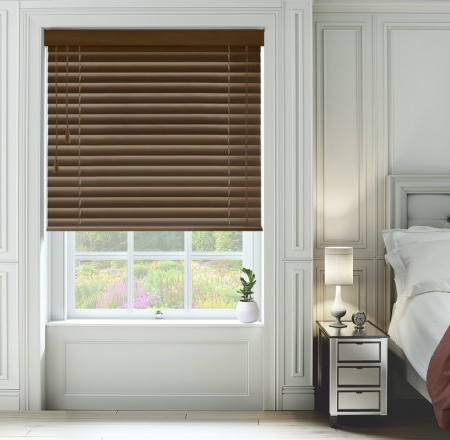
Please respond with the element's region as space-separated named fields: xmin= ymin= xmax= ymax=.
xmin=45 ymin=30 xmax=263 ymax=231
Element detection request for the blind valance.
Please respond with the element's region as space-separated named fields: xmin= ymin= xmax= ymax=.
xmin=45 ymin=30 xmax=263 ymax=231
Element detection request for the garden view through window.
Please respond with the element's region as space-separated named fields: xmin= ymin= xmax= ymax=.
xmin=67 ymin=231 xmax=255 ymax=318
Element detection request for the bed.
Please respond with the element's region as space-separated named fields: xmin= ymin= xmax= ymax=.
xmin=386 ymin=175 xmax=450 ymax=429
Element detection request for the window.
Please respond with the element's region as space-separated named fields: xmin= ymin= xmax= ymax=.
xmin=63 ymin=231 xmax=259 ymax=318
xmin=45 ymin=30 xmax=264 ymax=320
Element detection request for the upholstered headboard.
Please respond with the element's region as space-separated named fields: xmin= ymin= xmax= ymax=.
xmin=387 ymin=175 xmax=450 ymax=229
xmin=386 ymin=175 xmax=450 ymax=311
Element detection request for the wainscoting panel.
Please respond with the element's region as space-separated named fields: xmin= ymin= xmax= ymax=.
xmin=46 ymin=324 xmax=264 ymax=410
xmin=284 ymin=1 xmax=313 ymax=260
xmin=0 ymin=265 xmax=19 ymax=390
xmin=282 ymin=262 xmax=313 ymax=409
xmin=382 ymin=18 xmax=450 ymax=175
xmin=64 ymin=341 xmax=249 ymax=396
xmin=0 ymin=3 xmax=18 ymax=262
xmin=315 ymin=14 xmax=375 ymax=258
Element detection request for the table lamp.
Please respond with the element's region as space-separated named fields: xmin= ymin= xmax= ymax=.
xmin=325 ymin=247 xmax=353 ymax=328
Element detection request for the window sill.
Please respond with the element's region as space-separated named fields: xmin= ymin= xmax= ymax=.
xmin=46 ymin=319 xmax=264 ymax=328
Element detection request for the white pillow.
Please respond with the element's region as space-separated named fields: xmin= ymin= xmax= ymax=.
xmin=383 ymin=227 xmax=450 ymax=253
xmin=385 ymin=239 xmax=450 ymax=297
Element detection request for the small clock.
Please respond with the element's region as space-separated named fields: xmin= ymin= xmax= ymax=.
xmin=352 ymin=311 xmax=366 ymax=329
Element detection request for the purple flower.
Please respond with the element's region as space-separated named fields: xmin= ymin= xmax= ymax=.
xmin=97 ymin=279 xmax=161 ymax=309
xmin=97 ymin=279 xmax=127 ymax=309
xmin=133 ymin=293 xmax=160 ymax=309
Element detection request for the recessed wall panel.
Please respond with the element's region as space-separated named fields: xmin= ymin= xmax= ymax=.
xmin=389 ymin=28 xmax=450 ymax=174
xmin=283 ymin=262 xmax=313 ymax=387
xmin=0 ymin=265 xmax=18 ymax=389
xmin=0 ymin=7 xmax=18 ymax=262
xmin=322 ymin=28 xmax=362 ymax=243
xmin=65 ymin=341 xmax=249 ymax=396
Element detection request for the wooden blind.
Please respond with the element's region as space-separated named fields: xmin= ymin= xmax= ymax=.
xmin=45 ymin=30 xmax=263 ymax=231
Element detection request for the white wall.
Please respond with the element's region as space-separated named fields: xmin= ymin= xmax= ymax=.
xmin=0 ymin=0 xmax=315 ymax=410
xmin=314 ymin=1 xmax=450 ymax=331
xmin=5 ymin=0 xmax=450 ymax=412
xmin=0 ymin=1 xmax=20 ymax=410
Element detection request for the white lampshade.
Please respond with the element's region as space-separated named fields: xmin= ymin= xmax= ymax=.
xmin=325 ymin=247 xmax=353 ymax=286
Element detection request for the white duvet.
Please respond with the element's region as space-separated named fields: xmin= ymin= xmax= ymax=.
xmin=389 ymin=291 xmax=450 ymax=380
xmin=384 ymin=227 xmax=450 ymax=380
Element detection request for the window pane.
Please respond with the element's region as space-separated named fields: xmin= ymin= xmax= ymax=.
xmin=75 ymin=232 xmax=127 ymax=252
xmin=134 ymin=260 xmax=184 ymax=309
xmin=75 ymin=260 xmax=127 ymax=309
xmin=192 ymin=260 xmax=242 ymax=309
xmin=192 ymin=231 xmax=242 ymax=252
xmin=134 ymin=232 xmax=184 ymax=252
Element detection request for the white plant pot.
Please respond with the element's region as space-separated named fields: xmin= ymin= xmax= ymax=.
xmin=236 ymin=301 xmax=260 ymax=323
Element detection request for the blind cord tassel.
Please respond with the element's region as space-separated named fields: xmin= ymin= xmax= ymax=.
xmin=227 ymin=45 xmax=231 ymax=226
xmin=245 ymin=45 xmax=249 ymax=224
xmin=64 ymin=45 xmax=71 ymax=144
xmin=77 ymin=45 xmax=82 ymax=227
xmin=53 ymin=45 xmax=59 ymax=174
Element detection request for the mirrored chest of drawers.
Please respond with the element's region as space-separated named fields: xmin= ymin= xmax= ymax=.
xmin=316 ymin=321 xmax=389 ymax=427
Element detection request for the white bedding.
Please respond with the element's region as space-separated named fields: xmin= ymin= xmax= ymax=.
xmin=388 ymin=292 xmax=450 ymax=380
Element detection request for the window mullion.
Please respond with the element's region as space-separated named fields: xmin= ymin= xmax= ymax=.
xmin=127 ymin=231 xmax=134 ymax=313
xmin=74 ymin=252 xmax=128 ymax=260
xmin=188 ymin=252 xmax=243 ymax=260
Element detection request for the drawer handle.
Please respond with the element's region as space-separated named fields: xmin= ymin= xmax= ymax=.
xmin=356 ymin=391 xmax=363 ymax=394
xmin=356 ymin=367 xmax=363 ymax=370
xmin=355 ymin=342 xmax=363 ymax=345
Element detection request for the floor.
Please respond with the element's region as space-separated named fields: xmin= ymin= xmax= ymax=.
xmin=0 ymin=400 xmax=447 ymax=440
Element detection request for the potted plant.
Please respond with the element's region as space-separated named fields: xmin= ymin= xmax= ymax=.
xmin=236 ymin=267 xmax=260 ymax=323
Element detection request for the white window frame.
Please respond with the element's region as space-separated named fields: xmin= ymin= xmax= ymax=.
xmin=66 ymin=231 xmax=260 ymax=319
xmin=50 ymin=230 xmax=262 ymax=320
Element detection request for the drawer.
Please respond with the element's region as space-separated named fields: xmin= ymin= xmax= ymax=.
xmin=338 ymin=366 xmax=380 ymax=386
xmin=338 ymin=391 xmax=380 ymax=411
xmin=338 ymin=342 xmax=380 ymax=362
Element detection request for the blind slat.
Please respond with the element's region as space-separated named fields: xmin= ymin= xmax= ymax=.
xmin=47 ymin=155 xmax=260 ymax=166
xmin=47 ymin=145 xmax=260 ymax=156
xmin=47 ymin=176 xmax=261 ymax=187
xmin=49 ymin=186 xmax=260 ymax=196
xmin=49 ymin=94 xmax=260 ymax=104
xmin=49 ymin=207 xmax=261 ymax=218
xmin=49 ymin=197 xmax=261 ymax=208
xmin=47 ymin=135 xmax=261 ymax=145
xmin=46 ymin=165 xmax=261 ymax=177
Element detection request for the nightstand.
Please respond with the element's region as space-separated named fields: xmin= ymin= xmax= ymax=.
xmin=316 ymin=321 xmax=388 ymax=428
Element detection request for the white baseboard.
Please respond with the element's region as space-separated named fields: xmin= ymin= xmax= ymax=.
xmin=0 ymin=391 xmax=20 ymax=410
xmin=281 ymin=386 xmax=315 ymax=410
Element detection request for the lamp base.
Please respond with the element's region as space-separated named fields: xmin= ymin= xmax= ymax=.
xmin=329 ymin=285 xmax=347 ymax=328
xmin=329 ymin=319 xmax=347 ymax=328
